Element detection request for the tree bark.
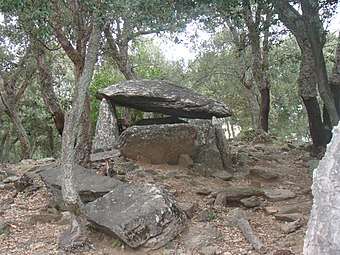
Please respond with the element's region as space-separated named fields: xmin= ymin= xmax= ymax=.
xmin=34 ymin=40 xmax=65 ymax=135
xmin=242 ymin=0 xmax=271 ymax=132
xmin=58 ymin=23 xmax=101 ymax=251
xmin=0 ymin=90 xmax=31 ymax=160
xmin=303 ymin=123 xmax=340 ymax=254
xmin=300 ymin=0 xmax=339 ymax=127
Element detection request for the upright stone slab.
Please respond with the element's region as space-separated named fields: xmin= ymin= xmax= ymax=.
xmin=92 ymin=98 xmax=120 ymax=152
xmin=84 ymin=183 xmax=188 ymax=249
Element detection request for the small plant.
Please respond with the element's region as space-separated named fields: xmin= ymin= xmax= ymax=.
xmin=112 ymin=238 xmax=125 ymax=250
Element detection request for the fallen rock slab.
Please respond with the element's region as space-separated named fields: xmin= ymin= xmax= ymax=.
xmin=214 ymin=186 xmax=264 ymax=205
xmin=264 ymin=189 xmax=296 ymax=202
xmin=96 ymin=79 xmax=233 ymax=119
xmin=275 ymin=213 xmax=303 ymax=222
xmin=250 ymin=166 xmax=279 ymax=181
xmin=39 ymin=164 xmax=125 ymax=204
xmin=84 ymin=183 xmax=187 ymax=249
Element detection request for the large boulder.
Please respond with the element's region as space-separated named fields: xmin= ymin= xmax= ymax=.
xmin=84 ymin=183 xmax=187 ymax=249
xmin=119 ymin=124 xmax=198 ymax=165
xmin=96 ymin=79 xmax=233 ymax=119
xmin=119 ymin=121 xmax=231 ymax=171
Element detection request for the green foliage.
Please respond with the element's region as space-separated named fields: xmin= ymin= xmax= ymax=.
xmin=89 ymin=68 xmax=125 ymax=126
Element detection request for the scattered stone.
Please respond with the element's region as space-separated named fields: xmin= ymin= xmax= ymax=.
xmin=3 ymin=175 xmax=20 ymax=183
xmin=250 ymin=166 xmax=279 ymax=181
xmin=136 ymin=154 xmax=152 ymax=164
xmin=0 ymin=216 xmax=10 ymax=235
xmin=273 ymin=250 xmax=295 ymax=255
xmin=192 ymin=163 xmax=214 ymax=177
xmin=263 ymin=207 xmax=279 ymax=215
xmin=13 ymin=173 xmax=35 ymax=192
xmin=240 ymin=196 xmax=260 ymax=208
xmin=84 ymin=183 xmax=187 ymax=249
xmin=264 ymin=189 xmax=296 ymax=202
xmin=90 ymin=149 xmax=121 ymax=162
xmin=199 ymin=246 xmax=217 ymax=255
xmin=178 ymin=154 xmax=194 ymax=168
xmin=198 ymin=209 xmax=217 ymax=222
xmin=96 ymin=79 xmax=233 ymax=119
xmin=28 ymin=213 xmax=62 ymax=225
xmin=281 ymin=219 xmax=302 ymax=233
xmin=0 ymin=183 xmax=13 ymax=190
xmin=177 ymin=202 xmax=195 ymax=219
xmin=182 ymin=223 xmax=221 ymax=252
xmin=275 ymin=213 xmax=303 ymax=222
xmin=195 ymin=188 xmax=212 ymax=196
xmin=214 ymin=186 xmax=264 ymax=202
xmin=212 ymin=171 xmax=233 ymax=181
xmin=235 ymin=152 xmax=249 ymax=166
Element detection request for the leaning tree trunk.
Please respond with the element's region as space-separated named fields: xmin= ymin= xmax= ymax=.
xmin=301 ymin=0 xmax=339 ymax=127
xmin=34 ymin=41 xmax=65 ymax=135
xmin=58 ymin=25 xmax=101 ymax=251
xmin=303 ymin=123 xmax=340 ymax=254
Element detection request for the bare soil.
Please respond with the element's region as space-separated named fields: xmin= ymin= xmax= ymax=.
xmin=0 ymin=138 xmax=315 ymax=255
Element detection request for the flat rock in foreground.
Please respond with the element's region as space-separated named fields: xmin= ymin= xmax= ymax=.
xmin=39 ymin=165 xmax=125 ymax=203
xmin=84 ymin=183 xmax=187 ymax=249
xmin=96 ymin=79 xmax=233 ymax=119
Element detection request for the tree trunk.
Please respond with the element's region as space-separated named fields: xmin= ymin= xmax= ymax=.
xmin=74 ymin=93 xmax=92 ymax=164
xmin=302 ymin=97 xmax=326 ymax=148
xmin=34 ymin=41 xmax=65 ymax=135
xmin=259 ymin=87 xmax=270 ymax=132
xmin=0 ymin=91 xmax=31 ymax=160
xmin=242 ymin=0 xmax=271 ymax=132
xmin=303 ymin=123 xmax=340 ymax=254
xmin=301 ymin=0 xmax=339 ymax=127
xmin=58 ymin=23 xmax=101 ymax=251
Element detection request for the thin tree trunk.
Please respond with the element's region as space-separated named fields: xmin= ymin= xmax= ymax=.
xmin=0 ymin=91 xmax=31 ymax=160
xmin=34 ymin=41 xmax=65 ymax=135
xmin=259 ymin=87 xmax=270 ymax=132
xmin=58 ymin=24 xmax=101 ymax=251
xmin=0 ymin=131 xmax=9 ymax=162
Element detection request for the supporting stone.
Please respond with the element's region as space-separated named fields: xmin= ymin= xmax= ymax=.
xmin=92 ymin=98 xmax=120 ymax=153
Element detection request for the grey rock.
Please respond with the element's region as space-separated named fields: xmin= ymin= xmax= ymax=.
xmin=275 ymin=213 xmax=303 ymax=222
xmin=199 ymin=247 xmax=218 ymax=255
xmin=264 ymin=189 xmax=296 ymax=202
xmin=119 ymin=124 xmax=199 ymax=165
xmin=120 ymin=122 xmax=229 ymax=171
xmin=177 ymin=202 xmax=195 ymax=219
xmin=250 ymin=166 xmax=279 ymax=181
xmin=281 ymin=219 xmax=302 ymax=233
xmin=90 ymin=149 xmax=121 ymax=162
xmin=240 ymin=196 xmax=260 ymax=208
xmin=39 ymin=164 xmax=125 ymax=205
xmin=195 ymin=188 xmax=212 ymax=196
xmin=84 ymin=183 xmax=187 ymax=249
xmin=0 ymin=183 xmax=13 ymax=190
xmin=3 ymin=175 xmax=20 ymax=183
xmin=182 ymin=223 xmax=221 ymax=252
xmin=214 ymin=186 xmax=264 ymax=203
xmin=92 ymin=98 xmax=120 ymax=153
xmin=28 ymin=213 xmax=62 ymax=225
xmin=96 ymin=79 xmax=232 ymax=119
xmin=0 ymin=216 xmax=9 ymax=235
xmin=192 ymin=163 xmax=214 ymax=177
xmin=212 ymin=171 xmax=233 ymax=181
xmin=178 ymin=154 xmax=194 ymax=168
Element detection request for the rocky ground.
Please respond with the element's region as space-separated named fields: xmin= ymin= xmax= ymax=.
xmin=0 ymin=135 xmax=318 ymax=255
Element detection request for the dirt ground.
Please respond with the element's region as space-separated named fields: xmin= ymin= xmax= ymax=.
xmin=0 ymin=137 xmax=316 ymax=255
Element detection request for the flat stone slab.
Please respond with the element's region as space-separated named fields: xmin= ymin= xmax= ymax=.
xmin=84 ymin=184 xmax=187 ymax=249
xmin=264 ymin=189 xmax=296 ymax=202
xmin=250 ymin=166 xmax=279 ymax=181
xmin=39 ymin=165 xmax=125 ymax=203
xmin=214 ymin=186 xmax=264 ymax=206
xmin=96 ymin=79 xmax=233 ymax=119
